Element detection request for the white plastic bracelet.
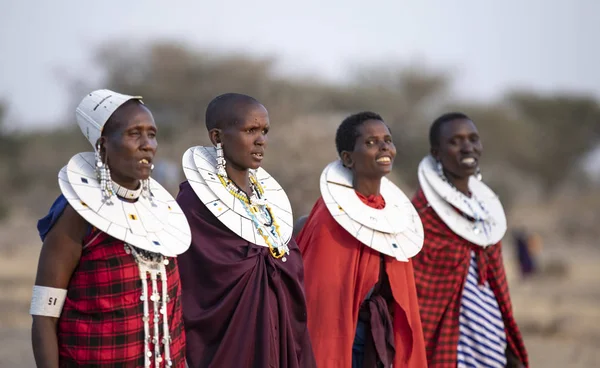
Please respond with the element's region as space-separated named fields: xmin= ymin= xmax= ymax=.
xmin=30 ymin=285 xmax=68 ymax=317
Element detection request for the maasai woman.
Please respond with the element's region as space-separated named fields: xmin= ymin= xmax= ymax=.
xmin=176 ymin=93 xmax=316 ymax=368
xmin=31 ymin=90 xmax=192 ymax=367
xmin=296 ymin=112 xmax=428 ymax=368
xmin=412 ymin=112 xmax=528 ymax=368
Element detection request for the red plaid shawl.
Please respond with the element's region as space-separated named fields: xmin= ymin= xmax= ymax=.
xmin=411 ymin=189 xmax=528 ymax=368
xmin=56 ymin=229 xmax=186 ymax=367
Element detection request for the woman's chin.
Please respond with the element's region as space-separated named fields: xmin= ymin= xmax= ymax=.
xmin=377 ymin=166 xmax=392 ymax=177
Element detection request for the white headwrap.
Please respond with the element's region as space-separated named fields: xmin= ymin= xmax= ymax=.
xmin=75 ymin=89 xmax=143 ymax=150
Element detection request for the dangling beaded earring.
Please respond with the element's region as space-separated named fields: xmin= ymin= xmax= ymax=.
xmin=142 ymin=164 xmax=155 ymax=205
xmin=475 ymin=166 xmax=483 ymax=181
xmin=216 ymin=142 xmax=227 ymax=178
xmin=436 ymin=160 xmax=445 ymax=180
xmin=96 ymin=143 xmax=114 ymax=204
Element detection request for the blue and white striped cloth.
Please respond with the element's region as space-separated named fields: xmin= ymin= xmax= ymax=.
xmin=457 ymin=251 xmax=507 ymax=368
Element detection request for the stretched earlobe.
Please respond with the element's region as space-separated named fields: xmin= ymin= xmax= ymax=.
xmin=340 ymin=151 xmax=354 ymax=168
xmin=208 ymin=129 xmax=222 ymax=146
xmin=430 ymin=147 xmax=440 ymax=161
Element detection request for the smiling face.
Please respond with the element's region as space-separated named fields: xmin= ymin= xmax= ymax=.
xmin=341 ymin=119 xmax=396 ymax=180
xmin=432 ymin=118 xmax=482 ymax=181
xmin=99 ymin=102 xmax=157 ymax=189
xmin=215 ymin=103 xmax=269 ymax=171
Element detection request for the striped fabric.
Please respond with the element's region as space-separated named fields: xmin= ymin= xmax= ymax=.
xmin=412 ymin=189 xmax=528 ymax=367
xmin=457 ymin=251 xmax=507 ymax=368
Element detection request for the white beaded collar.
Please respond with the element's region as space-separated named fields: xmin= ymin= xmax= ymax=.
xmin=182 ymin=146 xmax=294 ymax=248
xmin=320 ymin=160 xmax=424 ymax=261
xmin=112 ymin=181 xmax=142 ymax=200
xmin=59 ymin=152 xmax=192 ymax=256
xmin=417 ymin=155 xmax=507 ymax=247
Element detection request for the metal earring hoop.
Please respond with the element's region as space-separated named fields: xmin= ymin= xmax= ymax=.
xmin=475 ymin=166 xmax=483 ymax=181
xmin=436 ymin=161 xmax=445 ymax=179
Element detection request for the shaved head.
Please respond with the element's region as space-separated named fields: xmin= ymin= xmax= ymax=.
xmin=205 ymin=93 xmax=261 ymax=131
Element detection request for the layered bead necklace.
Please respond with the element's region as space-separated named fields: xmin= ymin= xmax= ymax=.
xmin=217 ymin=171 xmax=289 ymax=261
xmin=124 ymin=244 xmax=173 ymax=367
xmin=437 ymin=168 xmax=494 ymax=239
xmin=115 ymin=183 xmax=171 ymax=367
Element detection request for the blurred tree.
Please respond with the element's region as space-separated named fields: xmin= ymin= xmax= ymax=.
xmin=0 ymin=103 xmax=21 ymax=220
xmin=49 ymin=40 xmax=598 ymax=218
xmin=93 ymin=42 xmax=284 ymax=139
xmin=505 ymin=92 xmax=600 ymax=192
xmin=0 ymin=103 xmax=14 ymax=157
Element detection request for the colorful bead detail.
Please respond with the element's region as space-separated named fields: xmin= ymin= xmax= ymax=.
xmin=217 ymin=172 xmax=288 ymax=259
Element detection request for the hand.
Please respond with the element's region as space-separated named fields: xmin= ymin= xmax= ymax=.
xmin=506 ymin=347 xmax=525 ymax=368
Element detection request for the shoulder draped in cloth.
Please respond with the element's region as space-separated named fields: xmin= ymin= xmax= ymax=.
xmin=411 ymin=189 xmax=528 ymax=368
xmin=296 ymin=194 xmax=428 ymax=368
xmin=176 ymin=181 xmax=316 ymax=368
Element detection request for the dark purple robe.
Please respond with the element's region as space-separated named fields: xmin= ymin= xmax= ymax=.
xmin=176 ymin=181 xmax=316 ymax=368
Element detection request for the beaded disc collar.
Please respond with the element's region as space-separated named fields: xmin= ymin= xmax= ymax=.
xmin=182 ymin=146 xmax=294 ymax=249
xmin=418 ymin=155 xmax=506 ymax=247
xmin=320 ymin=160 xmax=424 ymax=261
xmin=59 ymin=152 xmax=192 ymax=256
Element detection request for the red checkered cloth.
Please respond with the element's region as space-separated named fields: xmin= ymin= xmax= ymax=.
xmin=56 ymin=229 xmax=186 ymax=367
xmin=411 ymin=189 xmax=528 ymax=368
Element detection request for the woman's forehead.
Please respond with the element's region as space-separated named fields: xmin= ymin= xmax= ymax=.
xmin=125 ymin=110 xmax=156 ymax=128
xmin=234 ymin=105 xmax=269 ymax=126
xmin=107 ymin=104 xmax=155 ymax=132
xmin=357 ymin=119 xmax=389 ymax=136
xmin=440 ymin=118 xmax=477 ymax=138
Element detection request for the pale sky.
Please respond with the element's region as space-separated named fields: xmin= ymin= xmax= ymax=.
xmin=1 ymin=0 xmax=599 ymax=129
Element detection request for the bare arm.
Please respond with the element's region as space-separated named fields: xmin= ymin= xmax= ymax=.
xmin=31 ymin=204 xmax=86 ymax=368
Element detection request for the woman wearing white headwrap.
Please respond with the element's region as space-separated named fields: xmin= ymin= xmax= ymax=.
xmin=31 ymin=90 xmax=191 ymax=367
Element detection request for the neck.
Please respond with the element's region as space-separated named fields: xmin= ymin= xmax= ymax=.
xmin=445 ymin=171 xmax=470 ymax=196
xmin=353 ymin=176 xmax=382 ymax=197
xmin=226 ymin=166 xmax=251 ymax=195
xmin=112 ymin=175 xmax=141 ymax=191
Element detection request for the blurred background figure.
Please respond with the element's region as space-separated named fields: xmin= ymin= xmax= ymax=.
xmin=513 ymin=229 xmax=542 ymax=279
xmin=1 ymin=1 xmax=600 ymax=367
xmin=293 ymin=215 xmax=309 ymax=239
